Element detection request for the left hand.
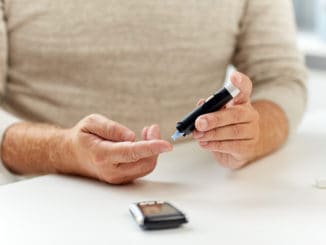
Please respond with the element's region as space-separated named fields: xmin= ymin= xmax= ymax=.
xmin=193 ymin=71 xmax=260 ymax=169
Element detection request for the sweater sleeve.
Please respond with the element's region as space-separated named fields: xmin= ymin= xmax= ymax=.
xmin=0 ymin=110 xmax=22 ymax=185
xmin=0 ymin=1 xmax=21 ymax=185
xmin=232 ymin=0 xmax=307 ymax=134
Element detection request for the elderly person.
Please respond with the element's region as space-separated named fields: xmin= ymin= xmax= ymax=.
xmin=0 ymin=0 xmax=306 ymax=184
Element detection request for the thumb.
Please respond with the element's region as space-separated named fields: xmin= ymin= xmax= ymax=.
xmin=230 ymin=71 xmax=252 ymax=104
xmin=80 ymin=114 xmax=136 ymax=142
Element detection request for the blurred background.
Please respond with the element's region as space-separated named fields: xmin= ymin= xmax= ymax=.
xmin=293 ymin=0 xmax=326 ymax=117
xmin=294 ymin=0 xmax=326 ymax=70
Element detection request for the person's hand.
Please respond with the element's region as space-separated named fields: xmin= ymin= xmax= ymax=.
xmin=64 ymin=114 xmax=172 ymax=184
xmin=193 ymin=72 xmax=260 ymax=169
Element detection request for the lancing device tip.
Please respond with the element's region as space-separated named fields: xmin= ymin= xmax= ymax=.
xmin=171 ymin=130 xmax=183 ymax=141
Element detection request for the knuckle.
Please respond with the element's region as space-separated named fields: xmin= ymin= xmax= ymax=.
xmin=92 ymin=151 xmax=106 ymax=166
xmin=232 ymin=125 xmax=242 ymax=137
xmin=85 ymin=113 xmax=102 ymax=124
xmin=80 ymin=114 xmax=103 ymax=129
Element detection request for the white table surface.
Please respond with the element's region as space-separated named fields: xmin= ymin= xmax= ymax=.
xmin=0 ymin=70 xmax=326 ymax=245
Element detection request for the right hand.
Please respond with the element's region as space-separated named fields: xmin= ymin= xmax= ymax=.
xmin=63 ymin=114 xmax=173 ymax=184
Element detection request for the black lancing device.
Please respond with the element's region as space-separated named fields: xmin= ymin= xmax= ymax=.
xmin=171 ymin=80 xmax=240 ymax=141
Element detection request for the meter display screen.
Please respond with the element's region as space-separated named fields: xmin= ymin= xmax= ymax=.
xmin=139 ymin=202 xmax=179 ymax=217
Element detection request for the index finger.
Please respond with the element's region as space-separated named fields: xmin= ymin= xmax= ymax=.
xmin=81 ymin=114 xmax=135 ymax=142
xmin=109 ymin=140 xmax=173 ymax=163
xmin=195 ymin=105 xmax=254 ymax=131
xmin=230 ymin=71 xmax=252 ymax=104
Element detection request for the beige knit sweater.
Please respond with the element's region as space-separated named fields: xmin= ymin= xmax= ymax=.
xmin=0 ymin=0 xmax=306 ymax=183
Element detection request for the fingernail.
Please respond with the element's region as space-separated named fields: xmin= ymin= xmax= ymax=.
xmin=193 ymin=131 xmax=204 ymax=139
xmin=151 ymin=124 xmax=160 ymax=139
xmin=235 ymin=72 xmax=242 ymax=84
xmin=147 ymin=127 xmax=154 ymax=140
xmin=198 ymin=118 xmax=208 ymax=130
xmin=199 ymin=141 xmax=208 ymax=146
